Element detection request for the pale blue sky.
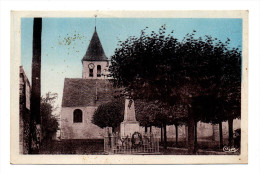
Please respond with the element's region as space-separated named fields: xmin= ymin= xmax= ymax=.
xmin=21 ymin=18 xmax=242 ymax=109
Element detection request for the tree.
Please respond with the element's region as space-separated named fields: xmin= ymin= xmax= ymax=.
xmin=192 ymin=95 xmax=221 ymax=148
xmin=219 ymin=48 xmax=241 ymax=147
xmin=109 ymin=25 xmax=179 ymax=104
xmin=135 ymin=100 xmax=154 ymax=132
xmin=151 ymin=101 xmax=172 ymax=149
xmin=168 ymin=32 xmax=241 ymax=153
xmin=109 ymin=26 xmax=241 ymax=154
xmin=40 ymin=92 xmax=59 ymax=140
xmin=110 ymin=26 xmax=181 ymax=149
xmin=135 ymin=99 xmax=177 ymax=149
xmin=170 ymin=103 xmax=188 ymax=146
xmin=92 ymin=100 xmax=124 ymax=133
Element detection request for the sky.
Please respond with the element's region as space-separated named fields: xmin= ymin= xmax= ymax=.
xmin=21 ymin=18 xmax=242 ymax=113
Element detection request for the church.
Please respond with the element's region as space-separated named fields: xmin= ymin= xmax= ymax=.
xmin=60 ymin=27 xmax=117 ymax=139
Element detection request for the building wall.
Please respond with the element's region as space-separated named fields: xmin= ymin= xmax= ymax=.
xmin=136 ymin=118 xmax=241 ymax=142
xmin=61 ymin=103 xmax=241 ymax=141
xmin=164 ymin=119 xmax=241 ymax=142
xmin=19 ymin=66 xmax=31 ymax=154
xmin=82 ymin=61 xmax=110 ymax=79
xmin=60 ymin=106 xmax=105 ymax=139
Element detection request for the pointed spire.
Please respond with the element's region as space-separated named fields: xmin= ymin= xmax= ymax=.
xmin=82 ymin=18 xmax=108 ymax=62
xmin=95 ymin=14 xmax=97 ymax=30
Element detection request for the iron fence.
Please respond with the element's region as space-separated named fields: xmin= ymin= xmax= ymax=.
xmin=104 ymin=132 xmax=160 ymax=154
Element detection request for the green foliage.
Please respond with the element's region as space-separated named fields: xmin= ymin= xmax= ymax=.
xmin=92 ymin=100 xmax=124 ymax=131
xmin=109 ymin=25 xmax=180 ymax=104
xmin=135 ymin=100 xmax=170 ymax=127
xmin=109 ymin=25 xmax=241 ymax=125
xmin=41 ymin=92 xmax=59 ymax=139
xmin=135 ymin=99 xmax=187 ymax=127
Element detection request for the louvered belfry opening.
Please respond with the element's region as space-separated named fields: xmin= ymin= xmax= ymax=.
xmin=89 ymin=69 xmax=93 ymax=77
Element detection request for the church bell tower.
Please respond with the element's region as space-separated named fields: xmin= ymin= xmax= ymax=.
xmin=82 ymin=27 xmax=109 ymax=79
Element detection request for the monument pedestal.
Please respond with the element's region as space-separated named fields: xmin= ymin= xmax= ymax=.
xmin=120 ymin=121 xmax=140 ymax=137
xmin=120 ymin=98 xmax=140 ymax=137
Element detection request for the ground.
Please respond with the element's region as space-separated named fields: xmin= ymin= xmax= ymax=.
xmin=40 ymin=139 xmax=105 ymax=154
xmin=39 ymin=139 xmax=240 ymax=155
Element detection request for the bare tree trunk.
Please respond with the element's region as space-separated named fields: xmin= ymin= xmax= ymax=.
xmin=29 ymin=18 xmax=42 ymax=154
xmin=163 ymin=123 xmax=167 ymax=149
xmin=219 ymin=121 xmax=223 ymax=149
xmin=145 ymin=126 xmax=147 ymax=133
xmin=188 ymin=111 xmax=195 ymax=154
xmin=161 ymin=126 xmax=163 ymax=143
xmin=150 ymin=126 xmax=152 ymax=133
xmin=185 ymin=125 xmax=188 ymax=146
xmin=175 ymin=124 xmax=178 ymax=146
xmin=228 ymin=118 xmax=234 ymax=147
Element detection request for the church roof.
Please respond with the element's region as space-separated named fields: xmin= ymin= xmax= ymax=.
xmin=82 ymin=28 xmax=108 ymax=62
xmin=62 ymin=78 xmax=120 ymax=107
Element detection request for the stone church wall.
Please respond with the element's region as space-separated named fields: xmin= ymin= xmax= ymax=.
xmin=19 ymin=66 xmax=31 ymax=154
xmin=60 ymin=106 xmax=105 ymax=139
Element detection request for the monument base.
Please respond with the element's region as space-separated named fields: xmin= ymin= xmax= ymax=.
xmin=120 ymin=121 xmax=140 ymax=137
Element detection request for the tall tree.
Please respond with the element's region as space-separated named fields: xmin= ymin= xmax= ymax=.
xmin=29 ymin=18 xmax=42 ymax=154
xmin=220 ymin=48 xmax=241 ymax=147
xmin=173 ymin=33 xmax=241 ymax=153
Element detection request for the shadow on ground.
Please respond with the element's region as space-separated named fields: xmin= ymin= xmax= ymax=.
xmin=39 ymin=139 xmax=240 ymax=155
xmin=39 ymin=139 xmax=105 ymax=154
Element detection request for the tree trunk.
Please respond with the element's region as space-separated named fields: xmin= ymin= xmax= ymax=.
xmin=150 ymin=126 xmax=152 ymax=133
xmin=185 ymin=125 xmax=188 ymax=146
xmin=145 ymin=126 xmax=147 ymax=133
xmin=175 ymin=124 xmax=178 ymax=146
xmin=163 ymin=123 xmax=167 ymax=149
xmin=228 ymin=118 xmax=234 ymax=147
xmin=161 ymin=126 xmax=163 ymax=143
xmin=194 ymin=121 xmax=197 ymax=151
xmin=219 ymin=121 xmax=223 ymax=149
xmin=29 ymin=18 xmax=42 ymax=154
xmin=188 ymin=111 xmax=195 ymax=154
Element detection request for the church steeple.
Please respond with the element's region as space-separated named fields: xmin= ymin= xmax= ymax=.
xmin=82 ymin=27 xmax=108 ymax=62
xmin=82 ymin=23 xmax=110 ymax=79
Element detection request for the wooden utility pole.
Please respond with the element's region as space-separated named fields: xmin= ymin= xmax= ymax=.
xmin=29 ymin=18 xmax=42 ymax=154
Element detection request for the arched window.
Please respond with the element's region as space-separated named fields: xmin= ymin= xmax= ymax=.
xmin=97 ymin=65 xmax=101 ymax=77
xmin=73 ymin=109 xmax=83 ymax=123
